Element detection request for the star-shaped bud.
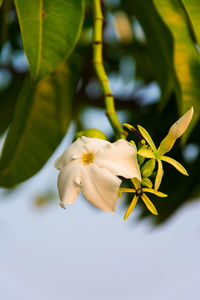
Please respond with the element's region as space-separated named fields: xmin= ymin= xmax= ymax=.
xmin=120 ymin=178 xmax=167 ymax=220
xmin=137 ymin=107 xmax=193 ymax=190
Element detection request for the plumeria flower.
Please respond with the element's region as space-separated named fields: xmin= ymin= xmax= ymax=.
xmin=120 ymin=177 xmax=167 ymax=220
xmin=54 ymin=136 xmax=141 ymax=212
xmin=136 ymin=107 xmax=193 ymax=190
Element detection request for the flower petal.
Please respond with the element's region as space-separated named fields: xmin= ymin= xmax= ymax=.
xmin=57 ymin=161 xmax=82 ymax=205
xmin=157 ymin=107 xmax=194 ymax=157
xmin=142 ymin=188 xmax=168 ymax=197
xmin=54 ymin=137 xmax=109 ymax=170
xmin=54 ymin=138 xmax=86 ymax=170
xmin=161 ymin=155 xmax=188 ymax=175
xmin=155 ymin=160 xmax=164 ymax=191
xmin=81 ymin=136 xmax=109 ymax=153
xmin=81 ymin=164 xmax=122 ymax=212
xmin=131 ymin=177 xmax=141 ymax=190
xmin=120 ymin=188 xmax=136 ymax=193
xmin=124 ymin=195 xmax=139 ymax=220
xmin=141 ymin=193 xmax=158 ymax=215
xmin=137 ymin=149 xmax=155 ymax=159
xmin=95 ymin=139 xmax=141 ymax=180
xmin=137 ymin=125 xmax=157 ymax=152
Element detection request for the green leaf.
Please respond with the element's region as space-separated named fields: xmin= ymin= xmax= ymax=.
xmin=0 ymin=0 xmax=12 ymax=48
xmin=122 ymin=0 xmax=178 ymax=105
xmin=14 ymin=0 xmax=84 ymax=82
xmin=0 ymin=76 xmax=24 ymax=136
xmin=153 ymin=0 xmax=200 ymax=140
xmin=0 ymin=58 xmax=80 ymax=188
xmin=181 ymin=0 xmax=200 ymax=46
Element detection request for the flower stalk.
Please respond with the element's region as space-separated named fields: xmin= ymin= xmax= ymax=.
xmin=92 ymin=0 xmax=126 ymax=139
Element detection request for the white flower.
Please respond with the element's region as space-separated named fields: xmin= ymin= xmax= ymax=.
xmin=54 ymin=136 xmax=141 ymax=212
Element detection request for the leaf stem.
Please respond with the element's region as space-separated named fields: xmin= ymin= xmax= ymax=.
xmin=92 ymin=0 xmax=127 ymax=139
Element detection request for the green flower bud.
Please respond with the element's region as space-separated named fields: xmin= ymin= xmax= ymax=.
xmin=73 ymin=129 xmax=107 ymax=141
xmin=137 ymin=144 xmax=148 ymax=165
xmin=141 ymin=159 xmax=155 ymax=178
xmin=141 ymin=177 xmax=153 ymax=188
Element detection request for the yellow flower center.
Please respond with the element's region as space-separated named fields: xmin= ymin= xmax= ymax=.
xmin=81 ymin=152 xmax=94 ymax=165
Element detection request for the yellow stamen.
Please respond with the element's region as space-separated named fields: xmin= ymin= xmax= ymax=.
xmin=82 ymin=152 xmax=94 ymax=165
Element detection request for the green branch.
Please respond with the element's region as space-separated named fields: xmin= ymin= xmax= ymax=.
xmin=92 ymin=0 xmax=127 ymax=139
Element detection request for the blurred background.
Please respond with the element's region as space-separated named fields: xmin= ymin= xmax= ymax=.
xmin=1 ymin=0 xmax=200 ymax=298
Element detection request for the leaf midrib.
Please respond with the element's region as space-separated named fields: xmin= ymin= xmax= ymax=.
xmin=34 ymin=0 xmax=43 ymax=80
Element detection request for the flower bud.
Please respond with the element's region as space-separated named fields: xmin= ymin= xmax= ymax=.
xmin=141 ymin=159 xmax=155 ymax=178
xmin=73 ymin=129 xmax=107 ymax=141
xmin=137 ymin=144 xmax=148 ymax=165
xmin=141 ymin=177 xmax=153 ymax=188
xmin=157 ymin=107 xmax=193 ymax=157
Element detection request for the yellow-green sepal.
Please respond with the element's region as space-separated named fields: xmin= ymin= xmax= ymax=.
xmin=137 ymin=149 xmax=155 ymax=159
xmin=142 ymin=188 xmax=168 ymax=198
xmin=123 ymin=123 xmax=138 ymax=133
xmin=155 ymin=160 xmax=164 ymax=190
xmin=137 ymin=125 xmax=157 ymax=152
xmin=140 ymin=193 xmax=158 ymax=215
xmin=131 ymin=177 xmax=141 ymax=189
xmin=124 ymin=195 xmax=138 ymax=220
xmin=161 ymin=156 xmax=188 ymax=175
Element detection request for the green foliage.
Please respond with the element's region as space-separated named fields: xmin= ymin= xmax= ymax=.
xmin=153 ymin=0 xmax=200 ymax=140
xmin=181 ymin=0 xmax=200 ymax=45
xmin=0 ymin=76 xmax=24 ymax=135
xmin=14 ymin=0 xmax=84 ymax=81
xmin=0 ymin=58 xmax=80 ymax=187
xmin=122 ymin=0 xmax=178 ymax=105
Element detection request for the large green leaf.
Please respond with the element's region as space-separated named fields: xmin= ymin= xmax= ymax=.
xmin=0 ymin=57 xmax=80 ymax=188
xmin=14 ymin=0 xmax=84 ymax=82
xmin=181 ymin=0 xmax=200 ymax=46
xmin=0 ymin=76 xmax=24 ymax=136
xmin=153 ymin=0 xmax=200 ymax=140
xmin=0 ymin=0 xmax=12 ymax=48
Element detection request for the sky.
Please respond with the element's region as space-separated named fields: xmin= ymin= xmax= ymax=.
xmin=0 ymin=116 xmax=200 ymax=300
